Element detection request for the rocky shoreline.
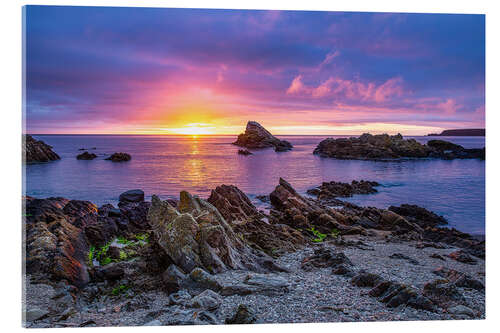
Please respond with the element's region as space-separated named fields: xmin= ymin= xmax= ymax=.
xmin=23 ymin=179 xmax=485 ymax=327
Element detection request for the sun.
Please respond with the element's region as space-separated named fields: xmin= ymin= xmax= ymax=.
xmin=165 ymin=123 xmax=216 ymax=136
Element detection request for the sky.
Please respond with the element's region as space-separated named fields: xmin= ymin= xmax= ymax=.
xmin=24 ymin=6 xmax=485 ymax=135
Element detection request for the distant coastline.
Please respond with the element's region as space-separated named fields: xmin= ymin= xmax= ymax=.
xmin=428 ymin=129 xmax=485 ymax=136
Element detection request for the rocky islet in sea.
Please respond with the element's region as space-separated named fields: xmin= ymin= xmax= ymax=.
xmin=233 ymin=121 xmax=293 ymax=152
xmin=23 ymin=178 xmax=485 ymax=327
xmin=313 ymin=133 xmax=485 ymax=160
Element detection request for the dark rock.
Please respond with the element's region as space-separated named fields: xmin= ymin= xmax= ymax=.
xmin=105 ymin=152 xmax=131 ymax=162
xmin=207 ymin=185 xmax=262 ymax=223
xmin=233 ymin=121 xmax=293 ymax=151
xmin=389 ymin=253 xmax=419 ymax=265
xmin=427 ymin=140 xmax=464 ymax=152
xmin=332 ymin=264 xmax=354 ymax=276
xmin=369 ymin=280 xmax=435 ymax=311
xmin=187 ymin=290 xmax=222 ymax=310
xmin=225 ymin=304 xmax=257 ymax=324
xmin=430 ymin=253 xmax=446 ymax=261
xmin=23 ymin=135 xmax=60 ymax=163
xmin=314 ymin=133 xmax=484 ymax=160
xmin=428 ymin=129 xmax=485 ymax=136
xmin=307 ymin=180 xmax=380 ymax=199
xmin=91 ymin=264 xmax=125 ymax=281
xmin=389 ymin=204 xmax=447 ymax=228
xmin=432 ymin=266 xmax=484 ymax=291
xmin=188 ymin=268 xmax=222 ymax=291
xmin=351 ymin=270 xmax=383 ymax=287
xmin=423 ymin=279 xmax=466 ymax=308
xmin=301 ymin=247 xmax=352 ymax=271
xmin=162 ymin=264 xmax=187 ymax=294
xmin=448 ymin=250 xmax=478 ymax=265
xmin=76 ymin=152 xmax=97 ymax=160
xmin=207 ymin=184 xmax=306 ymax=256
xmin=119 ymin=189 xmax=145 ymax=203
xmin=238 ymin=149 xmax=253 ymax=155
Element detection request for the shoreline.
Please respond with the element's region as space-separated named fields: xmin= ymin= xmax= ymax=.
xmin=23 ymin=180 xmax=485 ymax=327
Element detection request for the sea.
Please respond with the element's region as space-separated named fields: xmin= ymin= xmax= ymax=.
xmin=24 ymin=135 xmax=485 ymax=235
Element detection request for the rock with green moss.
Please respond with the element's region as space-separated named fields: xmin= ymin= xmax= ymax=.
xmin=147 ymin=192 xmax=281 ymax=274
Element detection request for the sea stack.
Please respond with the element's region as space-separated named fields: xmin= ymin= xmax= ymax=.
xmin=23 ymin=135 xmax=60 ymax=163
xmin=233 ymin=121 xmax=293 ymax=152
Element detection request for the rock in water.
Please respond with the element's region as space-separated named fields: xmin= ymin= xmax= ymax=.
xmin=233 ymin=121 xmax=293 ymax=151
xmin=147 ymin=192 xmax=281 ymax=274
xmin=76 ymin=151 xmax=97 ymax=160
xmin=105 ymin=152 xmax=131 ymax=162
xmin=307 ymin=180 xmax=380 ymax=199
xmin=119 ymin=189 xmax=145 ymax=204
xmin=313 ymin=133 xmax=484 ymax=160
xmin=238 ymin=149 xmax=253 ymax=155
xmin=23 ymin=134 xmax=60 ymax=163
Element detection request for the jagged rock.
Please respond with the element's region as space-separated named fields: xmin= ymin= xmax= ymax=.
xmin=207 ymin=184 xmax=306 ymax=256
xmin=351 ymin=271 xmax=383 ymax=287
xmin=207 ymin=185 xmax=262 ymax=223
xmin=269 ymin=178 xmax=337 ymax=232
xmin=119 ymin=189 xmax=145 ymax=204
xmin=25 ymin=197 xmax=95 ymax=288
xmin=389 ymin=204 xmax=447 ymax=228
xmin=233 ymin=121 xmax=293 ymax=151
xmin=448 ymin=250 xmax=478 ymax=265
xmin=76 ymin=152 xmax=97 ymax=160
xmin=105 ymin=152 xmax=131 ymax=162
xmin=369 ymin=280 xmax=435 ymax=311
xmin=238 ymin=149 xmax=253 ymax=155
xmin=421 ymin=227 xmax=484 ymax=258
xmin=225 ymin=304 xmax=257 ymax=324
xmin=432 ymin=266 xmax=484 ymax=290
xmin=307 ymin=180 xmax=380 ymax=200
xmin=422 ymin=279 xmax=466 ymax=308
xmin=148 ymin=193 xmax=280 ymax=274
xmin=314 ymin=133 xmax=483 ymax=160
xmin=23 ymin=135 xmax=60 ymax=163
xmin=301 ymin=247 xmax=352 ymax=271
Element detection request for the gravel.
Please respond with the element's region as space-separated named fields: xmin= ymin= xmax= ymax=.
xmin=24 ymin=236 xmax=485 ymax=327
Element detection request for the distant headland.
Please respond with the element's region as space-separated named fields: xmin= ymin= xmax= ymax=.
xmin=428 ymin=129 xmax=485 ymax=136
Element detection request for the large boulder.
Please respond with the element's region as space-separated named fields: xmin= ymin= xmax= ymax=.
xmin=23 ymin=135 xmax=60 ymax=163
xmin=233 ymin=121 xmax=292 ymax=152
xmin=207 ymin=185 xmax=262 ymax=224
xmin=119 ymin=189 xmax=145 ymax=204
xmin=207 ymin=184 xmax=306 ymax=256
xmin=24 ymin=197 xmax=97 ymax=288
xmin=147 ymin=191 xmax=281 ymax=274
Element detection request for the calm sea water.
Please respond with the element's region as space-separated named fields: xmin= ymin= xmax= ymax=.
xmin=24 ymin=135 xmax=485 ymax=234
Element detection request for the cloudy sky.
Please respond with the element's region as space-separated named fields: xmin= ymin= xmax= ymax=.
xmin=25 ymin=6 xmax=485 ymax=135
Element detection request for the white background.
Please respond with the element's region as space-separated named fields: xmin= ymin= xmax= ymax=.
xmin=1 ymin=0 xmax=498 ymax=332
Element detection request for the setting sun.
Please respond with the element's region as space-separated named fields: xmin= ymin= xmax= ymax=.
xmin=165 ymin=123 xmax=216 ymax=136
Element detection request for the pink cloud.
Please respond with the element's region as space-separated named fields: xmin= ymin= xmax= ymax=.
xmin=288 ymin=75 xmax=403 ymax=103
